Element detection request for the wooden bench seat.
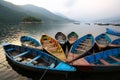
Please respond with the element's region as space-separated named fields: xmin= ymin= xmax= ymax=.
xmin=99 ymin=59 xmax=110 ymax=65
xmin=13 ymin=51 xmax=29 ymax=59
xmin=75 ymin=48 xmax=86 ymax=52
xmin=109 ymin=55 xmax=120 ymax=62
xmin=7 ymin=48 xmax=14 ymax=52
xmin=26 ymin=55 xmax=42 ymax=64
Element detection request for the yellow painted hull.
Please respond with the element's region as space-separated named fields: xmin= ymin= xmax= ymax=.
xmin=40 ymin=34 xmax=66 ymax=62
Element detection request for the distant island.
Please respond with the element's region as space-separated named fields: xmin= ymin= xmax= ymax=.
xmin=21 ymin=16 xmax=42 ymax=23
xmin=94 ymin=23 xmax=120 ymax=26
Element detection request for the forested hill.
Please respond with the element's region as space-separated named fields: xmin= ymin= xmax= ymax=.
xmin=0 ymin=0 xmax=72 ymax=25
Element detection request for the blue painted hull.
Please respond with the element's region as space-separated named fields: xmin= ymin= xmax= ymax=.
xmin=71 ymin=48 xmax=120 ymax=72
xmin=95 ymin=33 xmax=111 ymax=49
xmin=111 ymin=38 xmax=120 ymax=45
xmin=20 ymin=36 xmax=40 ymax=46
xmin=106 ymin=28 xmax=120 ymax=36
xmin=2 ymin=44 xmax=76 ymax=74
xmin=66 ymin=34 xmax=94 ymax=62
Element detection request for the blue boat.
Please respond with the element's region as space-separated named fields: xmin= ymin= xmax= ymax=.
xmin=111 ymin=38 xmax=120 ymax=45
xmin=106 ymin=28 xmax=120 ymax=36
xmin=2 ymin=44 xmax=76 ymax=76
xmin=20 ymin=36 xmax=40 ymax=47
xmin=66 ymin=34 xmax=94 ymax=62
xmin=95 ymin=33 xmax=111 ymax=50
xmin=70 ymin=48 xmax=120 ymax=72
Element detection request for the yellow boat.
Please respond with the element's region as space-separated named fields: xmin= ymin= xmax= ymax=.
xmin=40 ymin=34 xmax=66 ymax=62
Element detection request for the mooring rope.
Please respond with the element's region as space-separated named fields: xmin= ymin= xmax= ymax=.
xmin=39 ymin=63 xmax=55 ymax=80
xmin=39 ymin=67 xmax=49 ymax=80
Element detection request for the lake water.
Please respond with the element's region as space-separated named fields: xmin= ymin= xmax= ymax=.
xmin=0 ymin=22 xmax=120 ymax=80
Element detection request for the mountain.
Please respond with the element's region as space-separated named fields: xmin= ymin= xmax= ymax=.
xmin=0 ymin=0 xmax=71 ymax=25
xmin=0 ymin=0 xmax=26 ymax=24
xmin=20 ymin=5 xmax=71 ymax=23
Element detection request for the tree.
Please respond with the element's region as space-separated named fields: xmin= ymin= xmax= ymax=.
xmin=22 ymin=16 xmax=42 ymax=22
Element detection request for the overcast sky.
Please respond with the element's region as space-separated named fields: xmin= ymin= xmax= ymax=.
xmin=5 ymin=0 xmax=120 ymax=21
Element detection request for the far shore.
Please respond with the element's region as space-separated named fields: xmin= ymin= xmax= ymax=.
xmin=20 ymin=21 xmax=43 ymax=24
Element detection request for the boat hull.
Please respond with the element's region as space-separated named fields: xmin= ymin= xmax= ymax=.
xmin=20 ymin=36 xmax=40 ymax=47
xmin=2 ymin=44 xmax=76 ymax=78
xmin=111 ymin=38 xmax=120 ymax=45
xmin=95 ymin=33 xmax=111 ymax=50
xmin=67 ymin=34 xmax=94 ymax=62
xmin=40 ymin=34 xmax=66 ymax=62
xmin=71 ymin=48 xmax=120 ymax=72
xmin=55 ymin=32 xmax=66 ymax=45
xmin=67 ymin=32 xmax=78 ymax=45
xmin=106 ymin=28 xmax=120 ymax=36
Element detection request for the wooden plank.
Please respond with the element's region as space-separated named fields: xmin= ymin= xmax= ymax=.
xmin=75 ymin=48 xmax=86 ymax=52
xmin=13 ymin=51 xmax=29 ymax=59
xmin=99 ymin=59 xmax=110 ymax=65
xmin=6 ymin=48 xmax=14 ymax=52
xmin=26 ymin=55 xmax=41 ymax=64
xmin=109 ymin=55 xmax=120 ymax=62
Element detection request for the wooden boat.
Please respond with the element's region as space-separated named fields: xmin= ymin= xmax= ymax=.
xmin=2 ymin=43 xmax=76 ymax=75
xmin=66 ymin=34 xmax=94 ymax=63
xmin=55 ymin=32 xmax=67 ymax=54
xmin=106 ymin=28 xmax=120 ymax=36
xmin=40 ymin=34 xmax=66 ymax=62
xmin=70 ymin=48 xmax=120 ymax=72
xmin=67 ymin=31 xmax=78 ymax=44
xmin=20 ymin=36 xmax=40 ymax=47
xmin=55 ymin=32 xmax=66 ymax=45
xmin=95 ymin=33 xmax=111 ymax=50
xmin=73 ymin=22 xmax=80 ymax=25
xmin=111 ymin=38 xmax=120 ymax=45
xmin=108 ymin=38 xmax=120 ymax=48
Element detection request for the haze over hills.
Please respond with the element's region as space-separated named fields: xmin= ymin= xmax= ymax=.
xmin=20 ymin=5 xmax=71 ymax=22
xmin=0 ymin=0 xmax=72 ymax=25
xmin=95 ymin=16 xmax=120 ymax=23
xmin=0 ymin=0 xmax=26 ymax=24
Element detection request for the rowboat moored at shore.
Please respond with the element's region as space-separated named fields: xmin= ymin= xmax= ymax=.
xmin=106 ymin=28 xmax=120 ymax=36
xmin=40 ymin=34 xmax=66 ymax=62
xmin=70 ymin=48 xmax=120 ymax=72
xmin=20 ymin=36 xmax=40 ymax=47
xmin=66 ymin=34 xmax=94 ymax=62
xmin=2 ymin=43 xmax=76 ymax=76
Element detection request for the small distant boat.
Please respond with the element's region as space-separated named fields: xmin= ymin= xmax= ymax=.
xmin=67 ymin=32 xmax=78 ymax=45
xmin=20 ymin=36 xmax=40 ymax=47
xmin=73 ymin=22 xmax=80 ymax=25
xmin=2 ymin=44 xmax=76 ymax=75
xmin=40 ymin=34 xmax=66 ymax=62
xmin=111 ymin=38 xmax=120 ymax=45
xmin=95 ymin=33 xmax=111 ymax=50
xmin=66 ymin=34 xmax=94 ymax=62
xmin=70 ymin=48 xmax=120 ymax=72
xmin=106 ymin=28 xmax=120 ymax=36
xmin=55 ymin=32 xmax=66 ymax=44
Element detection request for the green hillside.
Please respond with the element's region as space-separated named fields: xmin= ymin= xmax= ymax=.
xmin=0 ymin=4 xmax=26 ymax=24
xmin=0 ymin=0 xmax=72 ymax=25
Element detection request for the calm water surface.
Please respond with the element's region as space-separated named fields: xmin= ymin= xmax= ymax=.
xmin=0 ymin=23 xmax=120 ymax=80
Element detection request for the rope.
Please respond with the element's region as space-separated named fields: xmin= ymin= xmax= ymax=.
xmin=39 ymin=63 xmax=55 ymax=80
xmin=39 ymin=67 xmax=49 ymax=80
